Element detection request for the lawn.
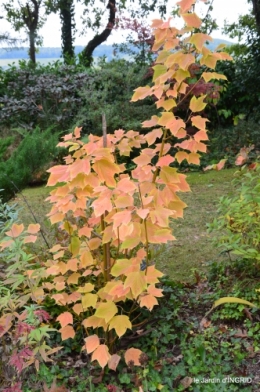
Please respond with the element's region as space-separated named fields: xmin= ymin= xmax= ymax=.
xmin=12 ymin=168 xmax=237 ymax=282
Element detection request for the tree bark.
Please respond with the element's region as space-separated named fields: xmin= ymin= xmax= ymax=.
xmin=22 ymin=0 xmax=41 ymax=64
xmin=80 ymin=0 xmax=116 ymax=67
xmin=252 ymin=0 xmax=260 ymax=33
xmin=29 ymin=30 xmax=36 ymax=63
xmin=60 ymin=0 xmax=75 ymax=62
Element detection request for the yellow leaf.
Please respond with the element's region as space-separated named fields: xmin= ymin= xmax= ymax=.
xmin=92 ymin=159 xmax=121 ymax=188
xmin=153 ymin=64 xmax=167 ymax=81
xmin=159 ymin=98 xmax=176 ymax=111
xmin=213 ymin=297 xmax=256 ymax=309
xmin=88 ymin=237 xmax=101 ymax=250
xmin=124 ymin=272 xmax=147 ymax=298
xmin=187 ymin=152 xmax=200 ymax=165
xmin=175 ymin=151 xmax=188 ymax=163
xmin=82 ymin=316 xmax=107 ymax=329
xmin=191 ymin=115 xmax=209 ymax=130
xmin=202 ymin=71 xmax=227 ymax=83
xmin=95 ymin=301 xmax=118 ymax=323
xmin=189 ymin=95 xmax=207 ymax=113
xmin=111 ymin=259 xmax=130 ymax=277
xmin=182 ymin=12 xmax=202 ymax=28
xmin=92 ymin=344 xmax=111 ymax=368
xmin=68 ymin=236 xmax=80 ymax=256
xmin=82 ymin=293 xmax=97 ymax=309
xmin=60 ymin=325 xmax=75 ymax=340
xmin=157 ymin=111 xmax=174 ymax=126
xmin=67 ymin=273 xmax=81 ymax=285
xmin=109 ymin=315 xmax=132 ymax=338
xmin=160 ymin=166 xmax=180 ymax=184
xmin=131 ymin=86 xmax=152 ymax=102
xmin=125 ymin=348 xmax=143 ymax=366
xmin=57 ymin=312 xmax=73 ymax=328
xmin=80 ymin=251 xmax=94 ymax=268
xmin=189 ymin=33 xmax=212 ymax=51
xmin=78 ymin=283 xmax=95 ymax=293
xmin=84 ymin=335 xmax=100 ymax=354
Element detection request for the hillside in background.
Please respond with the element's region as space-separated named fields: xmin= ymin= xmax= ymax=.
xmin=0 ymin=38 xmax=232 ymax=61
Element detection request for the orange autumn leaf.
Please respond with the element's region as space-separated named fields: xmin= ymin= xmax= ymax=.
xmin=23 ymin=235 xmax=38 ymax=244
xmin=60 ymin=325 xmax=75 ymax=340
xmin=177 ymin=0 xmax=195 ymax=12
xmin=6 ymin=223 xmax=24 ymax=238
xmin=92 ymin=344 xmax=111 ymax=368
xmin=57 ymin=312 xmax=73 ymax=328
xmin=142 ymin=115 xmax=159 ymax=128
xmin=111 ymin=210 xmax=132 ymax=230
xmin=92 ymin=159 xmax=120 ymax=188
xmin=84 ymin=335 xmax=100 ymax=354
xmin=125 ymin=348 xmax=143 ymax=366
xmin=145 ymin=128 xmax=162 ymax=145
xmin=108 ymin=354 xmax=121 ymax=371
xmin=182 ymin=12 xmax=202 ymax=28
xmin=139 ymin=294 xmax=158 ymax=310
xmin=157 ymin=155 xmax=175 ymax=167
xmin=27 ymin=223 xmax=40 ymax=234
xmin=191 ymin=115 xmax=209 ymax=130
xmin=72 ymin=303 xmax=83 ymax=315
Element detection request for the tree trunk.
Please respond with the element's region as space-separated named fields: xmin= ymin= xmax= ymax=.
xmin=252 ymin=0 xmax=260 ymax=33
xmin=80 ymin=0 xmax=116 ymax=67
xmin=60 ymin=0 xmax=75 ymax=63
xmin=29 ymin=30 xmax=36 ymax=63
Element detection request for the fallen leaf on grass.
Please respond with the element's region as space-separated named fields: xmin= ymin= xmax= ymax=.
xmin=180 ymin=376 xmax=193 ymax=389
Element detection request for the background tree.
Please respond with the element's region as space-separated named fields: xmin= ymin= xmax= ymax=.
xmin=2 ymin=0 xmax=45 ymax=63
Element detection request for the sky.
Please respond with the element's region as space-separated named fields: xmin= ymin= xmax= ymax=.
xmin=1 ymin=0 xmax=251 ymax=48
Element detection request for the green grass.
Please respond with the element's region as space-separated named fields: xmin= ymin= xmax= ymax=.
xmin=11 ymin=168 xmax=237 ymax=282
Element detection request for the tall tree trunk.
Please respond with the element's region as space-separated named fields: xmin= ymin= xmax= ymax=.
xmin=80 ymin=0 xmax=116 ymax=67
xmin=60 ymin=0 xmax=75 ymax=63
xmin=29 ymin=30 xmax=36 ymax=63
xmin=252 ymin=0 xmax=260 ymax=33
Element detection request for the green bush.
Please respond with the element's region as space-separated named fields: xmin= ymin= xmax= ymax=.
xmin=0 ymin=136 xmax=14 ymax=161
xmin=73 ymin=59 xmax=156 ymax=136
xmin=208 ymin=164 xmax=260 ymax=264
xmin=0 ymin=127 xmax=63 ymax=201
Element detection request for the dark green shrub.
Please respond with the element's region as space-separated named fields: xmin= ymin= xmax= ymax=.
xmin=0 ymin=62 xmax=90 ymax=131
xmin=73 ymin=59 xmax=156 ymax=136
xmin=0 ymin=127 xmax=63 ymax=201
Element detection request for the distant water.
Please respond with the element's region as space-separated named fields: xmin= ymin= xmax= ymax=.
xmin=0 ymin=58 xmax=61 ymax=70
